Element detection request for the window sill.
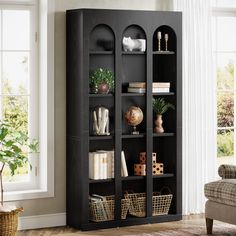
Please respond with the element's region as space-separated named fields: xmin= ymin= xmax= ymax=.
xmin=4 ymin=188 xmax=54 ymax=202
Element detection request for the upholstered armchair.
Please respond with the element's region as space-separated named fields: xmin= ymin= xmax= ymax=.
xmin=204 ymin=164 xmax=236 ymax=234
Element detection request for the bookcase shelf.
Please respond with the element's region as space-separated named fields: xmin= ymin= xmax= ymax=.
xmin=152 ymin=92 xmax=175 ymax=96
xmin=153 ymin=51 xmax=175 ymax=55
xmin=153 ymin=133 xmax=175 ymax=137
xmin=89 ymin=135 xmax=113 ymax=140
xmin=122 ymin=93 xmax=145 ymax=97
xmin=153 ymin=173 xmax=174 ymax=178
xmin=122 ymin=176 xmax=145 ymax=181
xmin=67 ymin=9 xmax=182 ymax=231
xmin=122 ymin=51 xmax=146 ymax=55
xmin=89 ymin=51 xmax=114 ymax=55
xmin=89 ymin=93 xmax=114 ymax=98
xmin=89 ymin=178 xmax=114 ymax=183
xmin=122 ymin=133 xmax=145 ymax=139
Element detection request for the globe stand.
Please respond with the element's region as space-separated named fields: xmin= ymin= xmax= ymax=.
xmin=131 ymin=126 xmax=139 ymax=135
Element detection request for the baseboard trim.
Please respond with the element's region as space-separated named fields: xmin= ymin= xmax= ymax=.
xmin=18 ymin=212 xmax=66 ymax=230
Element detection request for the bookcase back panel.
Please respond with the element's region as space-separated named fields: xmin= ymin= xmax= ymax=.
xmin=89 ymin=55 xmax=114 ymax=73
xmin=153 ymin=137 xmax=176 ymax=174
xmin=90 ymin=24 xmax=115 ymax=51
xmin=153 ymin=56 xmax=176 ymax=90
xmin=122 ymin=139 xmax=146 ymax=175
xmin=89 ymin=182 xmax=115 ymax=196
xmin=89 ymin=140 xmax=114 ymax=152
xmin=122 ymin=55 xmax=146 ymax=81
xmin=122 ymin=179 xmax=146 ymax=195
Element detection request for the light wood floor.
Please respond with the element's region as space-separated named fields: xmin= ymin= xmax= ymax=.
xmin=18 ymin=215 xmax=236 ymax=236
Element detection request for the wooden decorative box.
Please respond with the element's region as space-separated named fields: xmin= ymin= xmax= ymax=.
xmin=134 ymin=163 xmax=164 ymax=176
xmin=134 ymin=164 xmax=146 ymax=176
xmin=139 ymin=152 xmax=157 ymax=164
xmin=152 ymin=163 xmax=164 ymax=175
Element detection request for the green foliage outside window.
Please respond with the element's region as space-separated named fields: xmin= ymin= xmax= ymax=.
xmin=217 ymin=60 xmax=234 ymax=157
xmin=2 ymin=79 xmax=29 ymax=180
xmin=217 ymin=130 xmax=234 ymax=157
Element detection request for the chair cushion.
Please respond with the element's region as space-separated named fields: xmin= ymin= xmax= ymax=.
xmin=204 ymin=179 xmax=236 ymax=207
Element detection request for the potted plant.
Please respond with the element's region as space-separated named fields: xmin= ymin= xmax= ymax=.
xmin=0 ymin=119 xmax=38 ymax=235
xmin=152 ymin=97 xmax=175 ymax=133
xmin=89 ymin=68 xmax=115 ymax=94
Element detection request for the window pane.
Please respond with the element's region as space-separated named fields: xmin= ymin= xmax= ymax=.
xmin=216 ymin=53 xmax=235 ymax=90
xmin=2 ymin=95 xmax=29 ymax=182
xmin=3 ymin=164 xmax=29 ymax=183
xmin=216 ymin=17 xmax=236 ymax=52
xmin=217 ymin=129 xmax=234 ymax=166
xmin=2 ymin=52 xmax=29 ymax=95
xmin=217 ymin=129 xmax=234 ymax=157
xmin=216 ymin=0 xmax=236 ymax=8
xmin=3 ymin=10 xmax=30 ymax=50
xmin=2 ymin=95 xmax=28 ymax=133
xmin=217 ymin=92 xmax=234 ymax=127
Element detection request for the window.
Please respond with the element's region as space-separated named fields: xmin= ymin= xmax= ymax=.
xmin=213 ymin=2 xmax=236 ymax=166
xmin=0 ymin=4 xmax=39 ymax=192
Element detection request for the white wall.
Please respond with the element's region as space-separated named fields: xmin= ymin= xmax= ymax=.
xmin=19 ymin=0 xmax=171 ymax=220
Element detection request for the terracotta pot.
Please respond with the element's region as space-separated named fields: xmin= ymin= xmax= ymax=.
xmin=154 ymin=114 xmax=164 ymax=133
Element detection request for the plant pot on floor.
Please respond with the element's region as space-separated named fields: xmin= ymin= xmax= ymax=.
xmin=0 ymin=207 xmax=23 ymax=236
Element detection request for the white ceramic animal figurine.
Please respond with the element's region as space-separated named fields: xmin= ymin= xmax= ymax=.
xmin=122 ymin=37 xmax=146 ymax=52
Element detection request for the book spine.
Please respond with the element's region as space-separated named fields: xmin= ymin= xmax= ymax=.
xmin=102 ymin=153 xmax=108 ymax=179
xmin=128 ymin=82 xmax=146 ymax=88
xmin=152 ymin=82 xmax=170 ymax=88
xmin=111 ymin=151 xmax=114 ymax=178
xmin=152 ymin=87 xmax=170 ymax=93
xmin=89 ymin=152 xmax=94 ymax=179
xmin=127 ymin=87 xmax=146 ymax=93
xmin=94 ymin=153 xmax=100 ymax=180
xmin=121 ymin=151 xmax=128 ymax=177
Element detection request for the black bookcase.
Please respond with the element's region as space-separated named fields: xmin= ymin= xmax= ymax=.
xmin=66 ymin=9 xmax=182 ymax=230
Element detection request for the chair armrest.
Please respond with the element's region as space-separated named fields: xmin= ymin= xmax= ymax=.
xmin=218 ymin=164 xmax=236 ymax=179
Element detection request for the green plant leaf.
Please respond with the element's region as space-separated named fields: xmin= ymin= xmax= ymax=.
xmin=152 ymin=97 xmax=175 ymax=115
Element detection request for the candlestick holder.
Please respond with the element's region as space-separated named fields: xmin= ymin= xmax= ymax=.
xmin=165 ymin=34 xmax=168 ymax=51
xmin=157 ymin=31 xmax=161 ymax=51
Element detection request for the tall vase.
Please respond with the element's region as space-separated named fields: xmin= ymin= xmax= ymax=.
xmin=154 ymin=115 xmax=164 ymax=133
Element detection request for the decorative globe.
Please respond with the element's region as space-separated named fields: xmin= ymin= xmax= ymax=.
xmin=124 ymin=106 xmax=143 ymax=134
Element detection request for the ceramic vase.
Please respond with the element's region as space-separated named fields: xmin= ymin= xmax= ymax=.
xmin=154 ymin=114 xmax=164 ymax=133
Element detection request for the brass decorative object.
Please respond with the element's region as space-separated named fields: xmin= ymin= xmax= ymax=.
xmin=157 ymin=31 xmax=162 ymax=51
xmin=165 ymin=34 xmax=168 ymax=51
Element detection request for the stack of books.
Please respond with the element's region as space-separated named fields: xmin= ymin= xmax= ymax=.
xmin=89 ymin=150 xmax=128 ymax=180
xmin=127 ymin=82 xmax=170 ymax=93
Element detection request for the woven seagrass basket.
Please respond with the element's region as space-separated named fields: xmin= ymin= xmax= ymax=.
xmin=90 ymin=196 xmax=130 ymax=222
xmin=0 ymin=207 xmax=23 ymax=236
xmin=124 ymin=188 xmax=172 ymax=217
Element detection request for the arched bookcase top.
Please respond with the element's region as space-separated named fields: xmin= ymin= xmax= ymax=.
xmin=153 ymin=25 xmax=176 ymax=52
xmin=90 ymin=24 xmax=115 ymax=51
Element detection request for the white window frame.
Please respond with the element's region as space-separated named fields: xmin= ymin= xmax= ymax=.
xmin=0 ymin=0 xmax=54 ymax=201
xmin=213 ymin=6 xmax=236 ymax=165
xmin=0 ymin=4 xmax=39 ymax=192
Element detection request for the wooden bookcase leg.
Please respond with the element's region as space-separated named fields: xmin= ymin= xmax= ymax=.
xmin=206 ymin=217 xmax=213 ymax=234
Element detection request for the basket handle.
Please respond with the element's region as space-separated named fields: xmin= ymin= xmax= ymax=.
xmin=124 ymin=189 xmax=134 ymax=196
xmin=160 ymin=186 xmax=172 ymax=195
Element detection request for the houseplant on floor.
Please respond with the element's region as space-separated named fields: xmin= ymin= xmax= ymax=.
xmin=152 ymin=97 xmax=175 ymax=133
xmin=0 ymin=119 xmax=38 ymax=235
